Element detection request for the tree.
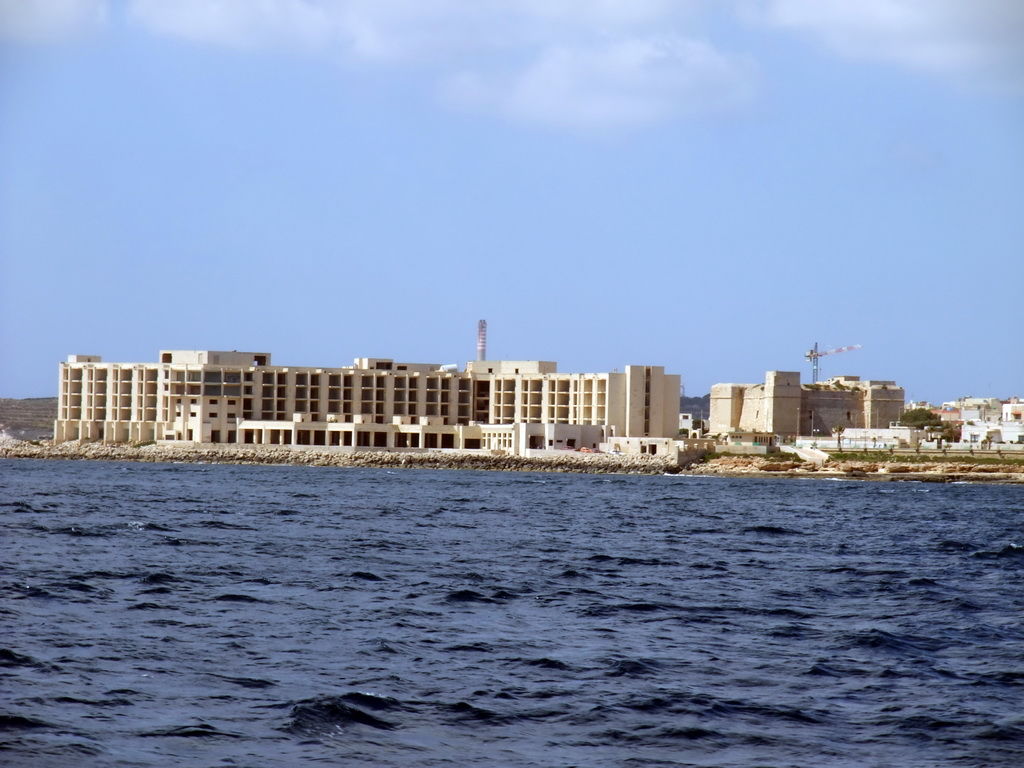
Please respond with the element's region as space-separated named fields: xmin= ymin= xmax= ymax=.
xmin=899 ymin=408 xmax=942 ymax=428
xmin=832 ymin=424 xmax=846 ymax=452
xmin=940 ymin=423 xmax=962 ymax=444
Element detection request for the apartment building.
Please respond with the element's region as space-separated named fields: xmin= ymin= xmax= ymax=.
xmin=55 ymin=350 xmax=680 ymax=455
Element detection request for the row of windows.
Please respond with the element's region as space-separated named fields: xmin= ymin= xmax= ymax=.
xmin=66 ymin=367 xmax=610 ymax=390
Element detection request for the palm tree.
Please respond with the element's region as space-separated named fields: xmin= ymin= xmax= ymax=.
xmin=832 ymin=425 xmax=846 ymax=452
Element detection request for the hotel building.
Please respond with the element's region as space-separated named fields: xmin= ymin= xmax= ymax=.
xmin=55 ymin=350 xmax=681 ymax=455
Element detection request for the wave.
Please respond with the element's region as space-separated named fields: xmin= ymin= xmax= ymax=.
xmin=597 ymin=725 xmax=722 ymax=743
xmin=604 ymin=657 xmax=662 ymax=677
xmin=209 ymin=674 xmax=277 ymax=689
xmin=581 ymin=601 xmax=680 ymax=617
xmin=616 ymin=557 xmax=679 ymax=566
xmin=937 ymin=539 xmax=976 ymax=552
xmin=1 ymin=501 xmax=39 ymax=512
xmin=0 ymin=649 xmax=54 ymax=670
xmin=52 ymin=526 xmax=110 ymax=537
xmin=0 ymin=714 xmax=55 ymax=730
xmin=196 ymin=520 xmax=255 ymax=530
xmin=53 ymin=695 xmax=134 ymax=707
xmin=127 ymin=602 xmax=172 ymax=611
xmin=445 ymin=642 xmax=494 ymax=653
xmin=557 ymin=568 xmax=589 ymax=579
xmin=139 ymin=572 xmax=180 ymax=584
xmin=743 ymin=525 xmax=806 ymax=536
xmin=619 ymin=690 xmax=825 ymax=725
xmin=139 ymin=723 xmax=241 ymax=738
xmin=806 ymin=661 xmax=870 ymax=677
xmin=211 ymin=593 xmax=266 ymax=603
xmin=443 ymin=701 xmax=503 ymax=722
xmin=977 ymin=724 xmax=1024 ymax=742
xmin=524 ymin=657 xmax=571 ymax=670
xmin=444 ymin=589 xmax=496 ymax=604
xmin=841 ymin=628 xmax=945 ymax=654
xmin=973 ymin=544 xmax=1024 ymax=560
xmin=285 ymin=695 xmax=398 ymax=734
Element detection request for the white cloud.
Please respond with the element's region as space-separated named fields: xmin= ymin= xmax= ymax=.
xmin=127 ymin=0 xmax=334 ymax=50
xmin=0 ymin=0 xmax=107 ymax=42
xmin=125 ymin=0 xmax=751 ymax=131
xmin=743 ymin=0 xmax=1024 ymax=93
xmin=444 ymin=37 xmax=756 ymax=132
xmin=25 ymin=1 xmax=1014 ymax=132
xmin=128 ymin=1 xmax=706 ymax=60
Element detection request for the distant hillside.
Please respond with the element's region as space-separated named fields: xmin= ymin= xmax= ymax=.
xmin=680 ymin=394 xmax=710 ymax=418
xmin=0 ymin=398 xmax=57 ymax=440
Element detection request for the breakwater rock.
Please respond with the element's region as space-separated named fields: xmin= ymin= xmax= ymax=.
xmin=0 ymin=440 xmax=676 ymax=475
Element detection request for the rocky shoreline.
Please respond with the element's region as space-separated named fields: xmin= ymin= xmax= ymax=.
xmin=0 ymin=439 xmax=677 ymax=474
xmin=3 ymin=439 xmax=1022 ymax=483
xmin=688 ymin=455 xmax=1024 ymax=484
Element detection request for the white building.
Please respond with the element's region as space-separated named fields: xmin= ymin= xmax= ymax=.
xmin=1002 ymin=399 xmax=1024 ymax=424
xmin=939 ymin=396 xmax=1023 ymax=445
xmin=960 ymin=397 xmax=1024 ymax=445
xmin=959 ymin=397 xmax=1004 ymax=423
xmin=55 ymin=350 xmax=682 ymax=456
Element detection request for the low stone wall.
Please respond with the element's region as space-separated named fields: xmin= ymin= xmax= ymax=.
xmin=0 ymin=440 xmax=677 ymax=475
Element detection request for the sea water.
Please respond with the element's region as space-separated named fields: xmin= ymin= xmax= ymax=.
xmin=2 ymin=459 xmax=1023 ymax=767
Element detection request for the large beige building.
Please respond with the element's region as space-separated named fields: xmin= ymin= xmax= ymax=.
xmin=55 ymin=350 xmax=680 ymax=455
xmin=710 ymin=371 xmax=904 ymax=439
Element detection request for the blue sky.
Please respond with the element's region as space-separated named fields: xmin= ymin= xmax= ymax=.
xmin=1 ymin=1 xmax=1021 ymax=403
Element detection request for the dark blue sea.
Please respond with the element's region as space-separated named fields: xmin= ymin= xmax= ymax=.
xmin=2 ymin=459 xmax=1023 ymax=767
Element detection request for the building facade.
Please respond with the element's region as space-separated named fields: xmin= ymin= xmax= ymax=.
xmin=709 ymin=371 xmax=905 ymax=439
xmin=55 ymin=350 xmax=680 ymax=455
xmin=959 ymin=397 xmax=1024 ymax=445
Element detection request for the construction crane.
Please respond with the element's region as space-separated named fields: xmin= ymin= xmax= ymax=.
xmin=805 ymin=342 xmax=862 ymax=383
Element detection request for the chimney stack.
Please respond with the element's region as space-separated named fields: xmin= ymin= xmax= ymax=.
xmin=477 ymin=320 xmax=487 ymax=361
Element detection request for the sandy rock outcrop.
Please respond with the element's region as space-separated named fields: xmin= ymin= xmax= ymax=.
xmin=686 ymin=453 xmax=1023 ymax=484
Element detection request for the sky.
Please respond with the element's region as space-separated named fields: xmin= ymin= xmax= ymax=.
xmin=1 ymin=0 xmax=1021 ymax=404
